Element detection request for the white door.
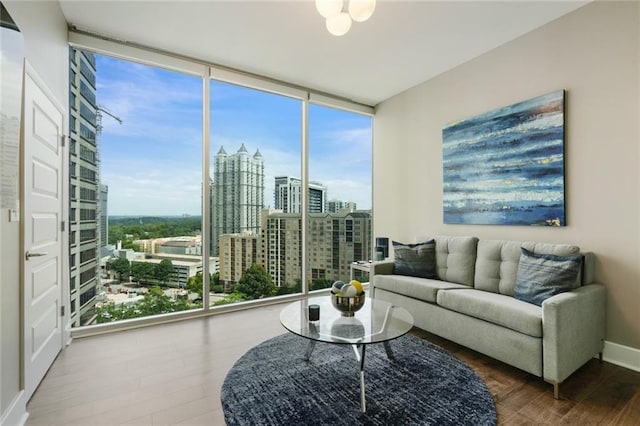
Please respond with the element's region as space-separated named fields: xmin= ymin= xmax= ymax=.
xmin=22 ymin=66 xmax=65 ymax=399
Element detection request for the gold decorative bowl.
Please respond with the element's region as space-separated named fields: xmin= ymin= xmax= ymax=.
xmin=331 ymin=292 xmax=365 ymax=317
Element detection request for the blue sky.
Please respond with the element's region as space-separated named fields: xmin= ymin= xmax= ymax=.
xmin=95 ymin=54 xmax=372 ymax=216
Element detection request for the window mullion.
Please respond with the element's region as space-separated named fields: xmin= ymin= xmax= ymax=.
xmin=301 ymin=96 xmax=310 ymax=294
xmin=202 ymin=73 xmax=211 ymax=309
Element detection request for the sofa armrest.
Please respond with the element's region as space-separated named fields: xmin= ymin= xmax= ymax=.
xmin=372 ymin=260 xmax=395 ymax=276
xmin=542 ymin=283 xmax=606 ymax=385
xmin=370 ymin=261 xmax=394 ymax=298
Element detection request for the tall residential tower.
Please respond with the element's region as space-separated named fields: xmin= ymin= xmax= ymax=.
xmin=210 ymin=144 xmax=265 ymax=255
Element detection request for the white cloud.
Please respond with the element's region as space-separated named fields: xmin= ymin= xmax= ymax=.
xmin=102 ymin=156 xmax=202 ymax=216
xmin=95 ymin=54 xmax=372 ymax=215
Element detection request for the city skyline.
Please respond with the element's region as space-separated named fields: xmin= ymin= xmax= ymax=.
xmin=96 ymin=54 xmax=372 ymax=216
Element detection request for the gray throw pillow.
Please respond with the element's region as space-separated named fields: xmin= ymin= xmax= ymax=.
xmin=514 ymin=247 xmax=582 ymax=306
xmin=392 ymin=240 xmax=436 ymax=279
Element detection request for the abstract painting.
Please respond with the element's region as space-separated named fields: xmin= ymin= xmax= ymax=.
xmin=442 ymin=90 xmax=565 ymax=226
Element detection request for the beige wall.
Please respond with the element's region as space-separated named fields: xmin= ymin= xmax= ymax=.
xmin=1 ymin=0 xmax=67 ymax=422
xmin=374 ymin=1 xmax=639 ymax=349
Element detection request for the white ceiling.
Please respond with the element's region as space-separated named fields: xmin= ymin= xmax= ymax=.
xmin=58 ymin=0 xmax=588 ymax=106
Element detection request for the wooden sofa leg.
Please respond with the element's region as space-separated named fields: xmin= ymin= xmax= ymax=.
xmin=553 ymin=382 xmax=560 ymax=399
xmin=599 ymin=351 xmax=603 ymax=362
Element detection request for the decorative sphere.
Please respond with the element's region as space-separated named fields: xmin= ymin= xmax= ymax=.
xmin=342 ymin=284 xmax=358 ymax=297
xmin=331 ymin=280 xmax=345 ymax=294
xmin=349 ymin=280 xmax=363 ymax=294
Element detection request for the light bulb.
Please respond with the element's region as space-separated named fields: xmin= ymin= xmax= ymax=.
xmin=326 ymin=12 xmax=352 ymax=36
xmin=348 ymin=0 xmax=376 ymax=22
xmin=316 ymin=0 xmax=344 ymax=19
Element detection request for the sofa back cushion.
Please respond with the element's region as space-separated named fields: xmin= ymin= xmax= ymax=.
xmin=475 ymin=239 xmax=581 ymax=295
xmin=474 ymin=240 xmax=522 ymax=294
xmin=434 ymin=236 xmax=478 ymax=286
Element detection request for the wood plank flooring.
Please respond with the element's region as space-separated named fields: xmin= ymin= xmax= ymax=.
xmin=410 ymin=328 xmax=640 ymax=425
xmin=25 ymin=303 xmax=640 ymax=425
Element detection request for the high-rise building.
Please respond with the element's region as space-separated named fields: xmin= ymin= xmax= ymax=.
xmin=264 ymin=209 xmax=371 ymax=287
xmin=274 ymin=176 xmax=327 ymax=213
xmin=210 ymin=143 xmax=264 ymax=256
xmin=99 ymin=184 xmax=108 ymax=247
xmin=327 ymin=199 xmax=357 ymax=213
xmin=68 ymin=48 xmax=100 ymax=326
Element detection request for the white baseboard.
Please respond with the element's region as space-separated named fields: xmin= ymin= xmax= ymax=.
xmin=0 ymin=390 xmax=29 ymax=426
xmin=602 ymin=340 xmax=640 ymax=372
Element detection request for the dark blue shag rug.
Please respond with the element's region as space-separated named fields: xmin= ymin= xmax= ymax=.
xmin=221 ymin=333 xmax=496 ymax=425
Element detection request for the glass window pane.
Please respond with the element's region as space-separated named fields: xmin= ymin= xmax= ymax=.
xmin=308 ymin=104 xmax=373 ymax=290
xmin=69 ymin=48 xmax=204 ymax=326
xmin=209 ymin=80 xmax=302 ymax=305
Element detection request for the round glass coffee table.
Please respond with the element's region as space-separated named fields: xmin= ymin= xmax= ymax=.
xmin=280 ymin=296 xmax=414 ymax=413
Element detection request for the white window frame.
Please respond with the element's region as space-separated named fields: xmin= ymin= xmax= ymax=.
xmin=68 ymin=30 xmax=374 ymax=338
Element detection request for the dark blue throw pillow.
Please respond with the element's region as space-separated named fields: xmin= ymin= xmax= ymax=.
xmin=514 ymin=247 xmax=582 ymax=306
xmin=392 ymin=240 xmax=437 ymax=279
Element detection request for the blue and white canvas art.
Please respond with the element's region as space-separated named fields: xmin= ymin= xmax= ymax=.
xmin=442 ymin=90 xmax=565 ymax=226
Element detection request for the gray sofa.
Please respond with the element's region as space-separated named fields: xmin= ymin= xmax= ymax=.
xmin=372 ymin=236 xmax=606 ymax=398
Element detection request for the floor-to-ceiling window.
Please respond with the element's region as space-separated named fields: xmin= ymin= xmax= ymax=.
xmin=68 ymin=36 xmax=373 ymax=330
xmin=209 ymin=79 xmax=303 ymax=305
xmin=308 ymin=104 xmax=373 ymax=289
xmin=69 ymin=49 xmax=204 ymax=326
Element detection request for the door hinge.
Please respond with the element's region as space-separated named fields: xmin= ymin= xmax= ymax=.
xmin=61 ymin=220 xmax=66 ymax=232
xmin=61 ymin=134 xmax=67 ymax=147
xmin=60 ymin=305 xmax=65 ymax=317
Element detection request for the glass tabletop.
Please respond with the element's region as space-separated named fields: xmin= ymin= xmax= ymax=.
xmin=280 ymin=296 xmax=414 ymax=345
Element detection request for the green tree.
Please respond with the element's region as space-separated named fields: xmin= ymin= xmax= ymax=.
xmin=276 ymin=278 xmax=301 ymax=295
xmin=155 ymin=259 xmax=174 ymax=285
xmin=131 ymin=262 xmax=155 ymax=284
xmin=110 ymin=257 xmax=131 ymax=282
xmin=186 ymin=271 xmax=220 ymax=297
xmin=186 ymin=272 xmax=203 ymax=296
xmin=95 ymin=286 xmax=193 ymax=324
xmin=122 ymin=240 xmax=137 ymax=250
xmin=137 ymin=286 xmax=174 ymax=314
xmin=310 ymin=278 xmax=332 ymax=291
xmin=234 ymin=264 xmax=276 ymax=299
xmin=108 ymin=216 xmax=201 ymax=245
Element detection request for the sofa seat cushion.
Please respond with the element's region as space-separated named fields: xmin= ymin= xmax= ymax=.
xmin=374 ymin=275 xmax=469 ymax=303
xmin=437 ymin=288 xmax=543 ymax=337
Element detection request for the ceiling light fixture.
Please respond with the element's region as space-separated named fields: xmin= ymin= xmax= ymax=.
xmin=315 ymin=0 xmax=376 ymax=36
